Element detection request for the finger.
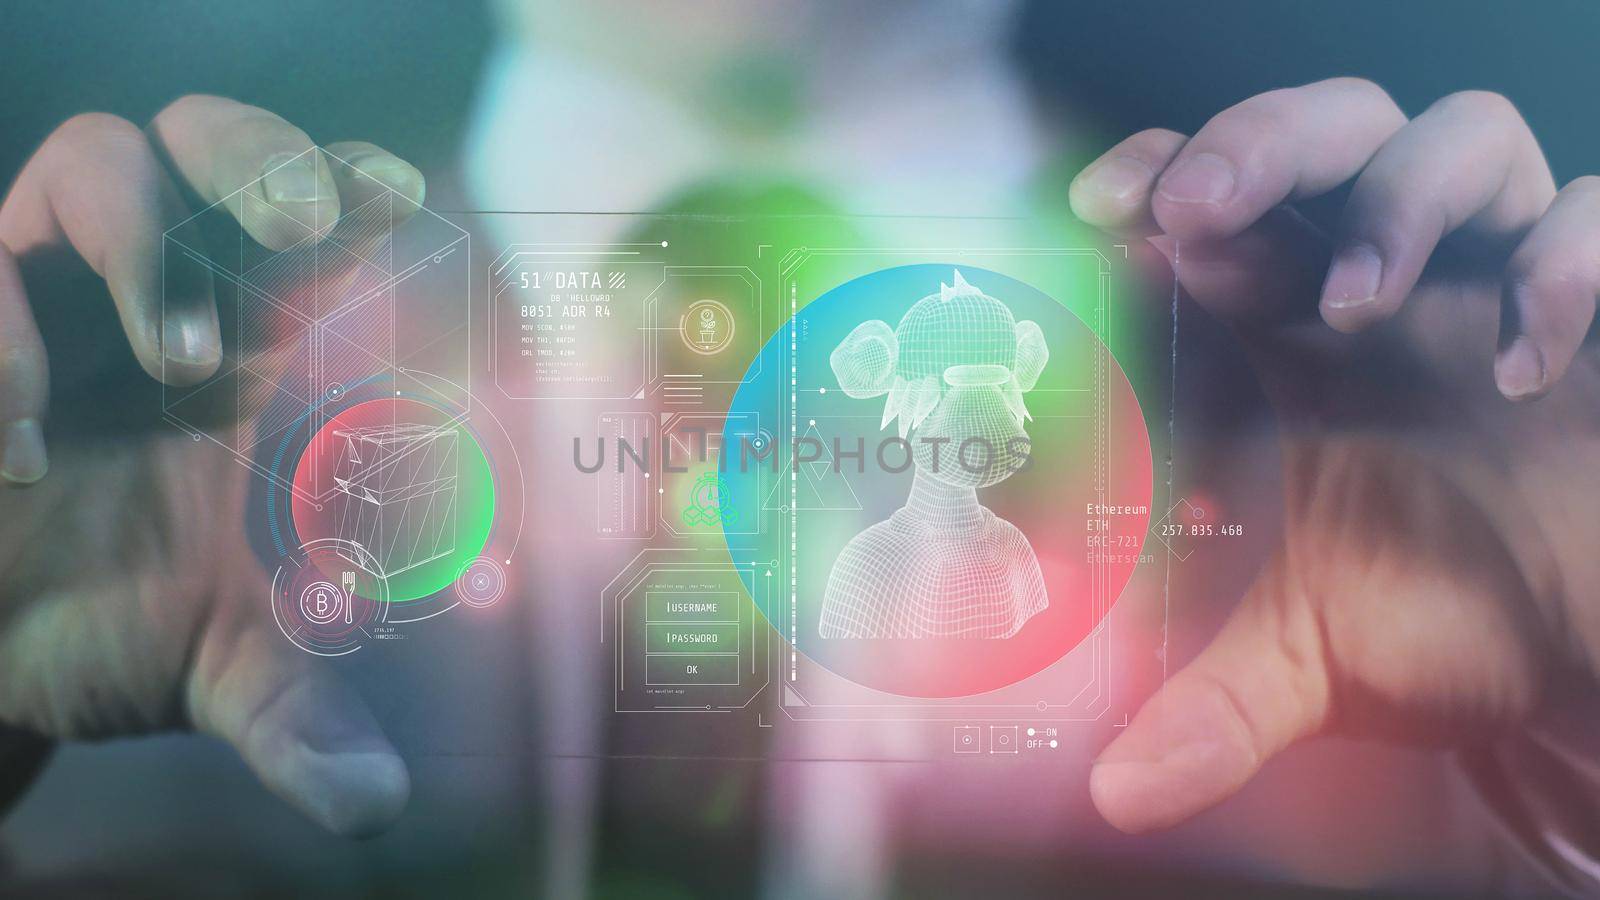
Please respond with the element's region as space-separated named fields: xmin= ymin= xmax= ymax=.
xmin=320 ymin=142 xmax=427 ymax=266
xmin=186 ymin=599 xmax=409 ymax=837
xmin=1495 ymin=176 xmax=1600 ymax=400
xmin=1070 ymin=129 xmax=1187 ymax=235
xmin=0 ymin=246 xmax=48 ymax=485
xmin=323 ymin=141 xmax=426 ymax=215
xmin=148 ymin=95 xmax=341 ymax=252
xmin=1091 ymin=559 xmax=1330 ymax=834
xmin=1151 ymin=78 xmax=1407 ymax=241
xmin=1320 ymin=90 xmax=1557 ymax=332
xmin=0 ymin=113 xmax=221 ymax=385
xmin=1138 ymin=205 xmax=1360 ymax=412
xmin=1146 ymin=205 xmax=1330 ymax=322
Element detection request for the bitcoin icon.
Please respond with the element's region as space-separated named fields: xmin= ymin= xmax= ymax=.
xmin=299 ymin=581 xmax=344 ymax=625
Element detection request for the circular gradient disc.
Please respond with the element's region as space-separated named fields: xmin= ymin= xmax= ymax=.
xmin=291 ymin=397 xmax=495 ymax=602
xmin=723 ymin=264 xmax=1153 ymax=698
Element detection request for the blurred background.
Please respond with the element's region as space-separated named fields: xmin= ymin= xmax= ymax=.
xmin=2 ymin=0 xmax=1598 ymax=896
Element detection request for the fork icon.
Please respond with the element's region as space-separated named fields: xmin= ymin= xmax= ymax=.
xmin=340 ymin=571 xmax=357 ymax=625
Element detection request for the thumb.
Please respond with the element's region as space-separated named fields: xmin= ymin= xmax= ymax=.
xmin=1091 ymin=559 xmax=1330 ymax=833
xmin=184 ymin=596 xmax=409 ymax=837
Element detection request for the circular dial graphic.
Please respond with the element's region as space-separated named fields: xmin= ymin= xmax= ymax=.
xmin=681 ymin=298 xmax=735 ymax=355
xmin=271 ymin=538 xmax=390 ymax=656
xmin=455 ymin=556 xmax=508 ymax=609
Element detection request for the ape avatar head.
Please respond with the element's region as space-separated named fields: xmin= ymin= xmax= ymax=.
xmin=830 ymin=270 xmax=1049 ymax=489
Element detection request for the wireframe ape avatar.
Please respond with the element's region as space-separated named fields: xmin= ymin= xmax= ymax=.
xmin=820 ymin=271 xmax=1050 ymax=639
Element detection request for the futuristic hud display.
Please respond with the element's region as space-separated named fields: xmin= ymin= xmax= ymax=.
xmin=169 ymin=193 xmax=1218 ymax=761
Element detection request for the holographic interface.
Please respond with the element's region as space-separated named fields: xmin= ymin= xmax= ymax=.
xmin=167 ymin=206 xmax=1233 ymax=762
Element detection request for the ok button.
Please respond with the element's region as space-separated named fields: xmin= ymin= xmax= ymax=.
xmin=646 ymin=655 xmax=739 ymax=685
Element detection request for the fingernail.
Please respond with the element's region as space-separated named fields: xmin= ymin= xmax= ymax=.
xmin=1 ymin=418 xmax=47 ymax=485
xmin=1157 ymin=152 xmax=1236 ymax=204
xmin=1320 ymin=243 xmax=1384 ymax=310
xmin=348 ymin=154 xmax=426 ymax=203
xmin=1077 ymin=156 xmax=1155 ymax=202
xmin=261 ymin=152 xmax=322 ymax=204
xmin=162 ymin=316 xmax=221 ymax=369
xmin=1496 ymin=336 xmax=1547 ymax=399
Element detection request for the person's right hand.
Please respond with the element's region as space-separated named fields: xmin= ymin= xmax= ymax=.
xmin=1070 ymin=77 xmax=1600 ymax=847
xmin=0 ymin=96 xmax=424 ymax=836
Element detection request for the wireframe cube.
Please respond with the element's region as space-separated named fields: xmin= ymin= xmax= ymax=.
xmin=160 ymin=146 xmax=470 ymax=478
xmin=332 ymin=423 xmax=459 ymax=577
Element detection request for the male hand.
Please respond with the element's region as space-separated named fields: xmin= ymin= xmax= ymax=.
xmin=1071 ymin=78 xmax=1600 ymax=835
xmin=0 ymin=96 xmax=424 ymax=836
